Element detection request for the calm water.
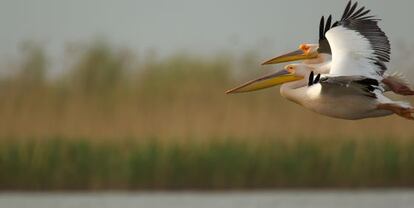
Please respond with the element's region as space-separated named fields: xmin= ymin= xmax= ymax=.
xmin=1 ymin=190 xmax=413 ymax=208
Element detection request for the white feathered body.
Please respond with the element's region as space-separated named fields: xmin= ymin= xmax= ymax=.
xmin=280 ymin=81 xmax=396 ymax=120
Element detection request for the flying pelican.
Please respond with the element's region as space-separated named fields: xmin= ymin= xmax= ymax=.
xmin=226 ymin=1 xmax=414 ymax=120
xmin=261 ymin=13 xmax=414 ymax=95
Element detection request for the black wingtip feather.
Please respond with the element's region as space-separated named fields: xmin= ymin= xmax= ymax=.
xmin=319 ymin=16 xmax=325 ymax=40
xmin=353 ymin=9 xmax=370 ymax=19
xmin=342 ymin=1 xmax=352 ymax=20
xmin=308 ymin=71 xmax=314 ymax=87
xmin=350 ymin=6 xmax=365 ymax=19
xmin=325 ymin=15 xmax=332 ymax=33
xmin=347 ymin=2 xmax=358 ymax=18
xmin=314 ymin=74 xmax=321 ymax=84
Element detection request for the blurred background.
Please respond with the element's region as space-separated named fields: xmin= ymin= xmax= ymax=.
xmin=1 ymin=0 xmax=414 ymax=207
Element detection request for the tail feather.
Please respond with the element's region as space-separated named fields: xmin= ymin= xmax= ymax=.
xmin=385 ymin=72 xmax=411 ymax=88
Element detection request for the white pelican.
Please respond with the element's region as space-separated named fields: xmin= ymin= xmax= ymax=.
xmin=227 ymin=1 xmax=414 ymax=120
xmin=261 ymin=12 xmax=414 ymax=95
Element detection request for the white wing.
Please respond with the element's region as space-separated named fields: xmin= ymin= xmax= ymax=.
xmin=325 ymin=1 xmax=390 ymax=80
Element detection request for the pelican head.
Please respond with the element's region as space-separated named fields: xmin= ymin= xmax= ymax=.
xmin=262 ymin=44 xmax=320 ymax=65
xmin=226 ymin=64 xmax=308 ymax=94
xmin=284 ymin=64 xmax=314 ymax=77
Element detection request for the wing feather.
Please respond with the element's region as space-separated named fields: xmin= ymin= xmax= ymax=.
xmin=317 ymin=15 xmax=333 ymax=54
xmin=318 ymin=75 xmax=379 ymax=98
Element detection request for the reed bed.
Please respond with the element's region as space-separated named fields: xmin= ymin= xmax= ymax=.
xmin=1 ymin=137 xmax=414 ymax=190
xmin=0 ymin=42 xmax=413 ymax=141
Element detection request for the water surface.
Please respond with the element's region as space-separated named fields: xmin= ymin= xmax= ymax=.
xmin=1 ymin=190 xmax=413 ymax=208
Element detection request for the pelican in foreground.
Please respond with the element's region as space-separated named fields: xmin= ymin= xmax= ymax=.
xmin=261 ymin=12 xmax=414 ymax=95
xmin=227 ymin=1 xmax=414 ymax=120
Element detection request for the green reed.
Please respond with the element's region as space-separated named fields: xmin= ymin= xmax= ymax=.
xmin=1 ymin=138 xmax=414 ymax=190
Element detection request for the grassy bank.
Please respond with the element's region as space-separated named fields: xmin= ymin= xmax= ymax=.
xmin=1 ymin=138 xmax=414 ymax=190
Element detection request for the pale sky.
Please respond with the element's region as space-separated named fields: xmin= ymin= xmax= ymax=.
xmin=1 ymin=0 xmax=414 ymax=69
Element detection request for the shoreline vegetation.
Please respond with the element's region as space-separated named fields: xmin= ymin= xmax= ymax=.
xmin=1 ymin=138 xmax=414 ymax=190
xmin=0 ymin=41 xmax=414 ymax=190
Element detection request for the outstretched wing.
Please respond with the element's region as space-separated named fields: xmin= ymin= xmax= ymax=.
xmin=325 ymin=1 xmax=390 ymax=80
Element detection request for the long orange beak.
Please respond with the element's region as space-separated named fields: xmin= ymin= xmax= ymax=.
xmin=262 ymin=49 xmax=318 ymax=65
